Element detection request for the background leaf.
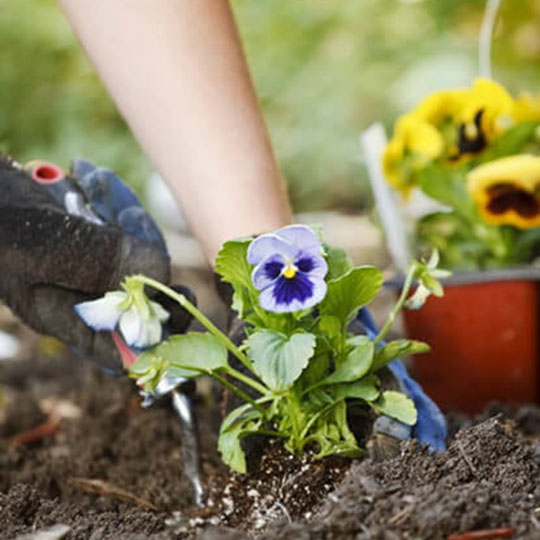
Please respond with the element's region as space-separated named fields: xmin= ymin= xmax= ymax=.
xmin=247 ymin=330 xmax=316 ymax=391
xmin=372 ymin=390 xmax=417 ymax=426
xmin=320 ymin=267 xmax=383 ymax=326
xmin=418 ymin=165 xmax=473 ymax=217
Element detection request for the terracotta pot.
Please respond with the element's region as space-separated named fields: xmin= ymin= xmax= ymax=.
xmin=401 ymin=269 xmax=540 ymax=413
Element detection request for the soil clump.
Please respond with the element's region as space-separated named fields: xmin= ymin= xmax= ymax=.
xmin=1 ymin=353 xmax=539 ymax=540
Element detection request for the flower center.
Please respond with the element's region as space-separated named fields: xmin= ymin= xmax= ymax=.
xmin=486 ymin=183 xmax=540 ymax=219
xmin=282 ymin=263 xmax=297 ymax=279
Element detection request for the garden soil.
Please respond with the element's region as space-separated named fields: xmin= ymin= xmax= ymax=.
xmin=1 ymin=353 xmax=539 ymax=540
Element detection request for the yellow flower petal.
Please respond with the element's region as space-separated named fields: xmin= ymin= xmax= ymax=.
xmin=467 ymin=154 xmax=540 ymax=229
xmin=513 ymin=92 xmax=540 ymax=122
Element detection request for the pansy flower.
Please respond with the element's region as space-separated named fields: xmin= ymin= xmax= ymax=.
xmin=247 ymin=225 xmax=328 ymax=313
xmin=383 ymin=78 xmax=515 ymax=195
xmin=467 ymin=154 xmax=540 ymax=229
xmin=75 ymin=277 xmax=169 ymax=348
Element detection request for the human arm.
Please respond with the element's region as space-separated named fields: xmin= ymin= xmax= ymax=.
xmin=58 ymin=0 xmax=291 ymax=262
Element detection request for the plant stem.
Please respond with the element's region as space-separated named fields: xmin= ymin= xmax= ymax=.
xmin=135 ymin=275 xmax=257 ymax=379
xmin=227 ymin=367 xmax=269 ymax=396
xmin=373 ymin=263 xmax=418 ymax=348
xmin=211 ymin=372 xmax=267 ymax=416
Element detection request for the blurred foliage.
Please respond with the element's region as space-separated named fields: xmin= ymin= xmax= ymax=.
xmin=1 ymin=0 xmax=539 ymax=211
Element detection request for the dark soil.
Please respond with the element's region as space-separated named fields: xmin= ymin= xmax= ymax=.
xmin=1 ymin=352 xmax=539 ymax=540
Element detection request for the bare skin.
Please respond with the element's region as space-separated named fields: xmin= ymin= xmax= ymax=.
xmin=58 ymin=0 xmax=291 ymax=262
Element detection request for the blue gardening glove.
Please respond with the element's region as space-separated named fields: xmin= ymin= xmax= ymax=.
xmin=0 ymin=157 xmax=194 ymax=375
xmin=357 ymin=307 xmax=447 ymax=451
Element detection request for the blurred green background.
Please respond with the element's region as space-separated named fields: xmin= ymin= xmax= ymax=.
xmin=1 ymin=0 xmax=538 ymax=212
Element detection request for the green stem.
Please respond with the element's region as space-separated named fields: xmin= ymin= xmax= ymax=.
xmin=227 ymin=367 xmax=269 ymax=396
xmin=211 ymin=372 xmax=267 ymax=416
xmin=135 ymin=275 xmax=257 ymax=379
xmin=373 ymin=262 xmax=418 ymax=348
xmin=287 ymin=389 xmax=303 ymax=451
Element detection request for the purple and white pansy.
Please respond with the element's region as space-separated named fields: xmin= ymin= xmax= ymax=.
xmin=247 ymin=225 xmax=328 ymax=313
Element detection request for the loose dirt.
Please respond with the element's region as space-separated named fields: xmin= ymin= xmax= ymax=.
xmin=1 ymin=353 xmax=539 ymax=540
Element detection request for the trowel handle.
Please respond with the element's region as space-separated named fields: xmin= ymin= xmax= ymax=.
xmin=25 ymin=160 xmax=103 ymax=224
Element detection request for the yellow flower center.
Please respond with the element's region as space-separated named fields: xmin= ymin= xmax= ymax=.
xmin=283 ymin=263 xmax=297 ymax=279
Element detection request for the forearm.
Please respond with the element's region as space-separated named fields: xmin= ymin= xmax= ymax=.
xmin=58 ymin=0 xmax=291 ymax=262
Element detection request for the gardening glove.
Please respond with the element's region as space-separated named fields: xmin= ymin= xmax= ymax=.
xmin=0 ymin=157 xmax=194 ymax=375
xmin=357 ymin=307 xmax=447 ymax=452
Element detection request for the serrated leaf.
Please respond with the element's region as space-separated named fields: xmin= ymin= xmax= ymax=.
xmin=335 ymin=375 xmax=380 ymax=401
xmin=215 ymin=239 xmax=253 ymax=290
xmin=247 ymin=330 xmax=316 ymax=392
xmin=320 ymin=267 xmax=383 ymax=326
xmin=135 ymin=332 xmax=227 ymax=379
xmin=372 ymin=339 xmax=430 ymax=372
xmin=372 ymin=390 xmax=417 ymax=426
xmin=322 ymin=336 xmax=374 ymax=385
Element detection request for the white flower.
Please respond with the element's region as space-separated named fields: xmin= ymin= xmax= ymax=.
xmin=405 ymin=250 xmax=451 ymax=310
xmin=75 ymin=278 xmax=169 ymax=348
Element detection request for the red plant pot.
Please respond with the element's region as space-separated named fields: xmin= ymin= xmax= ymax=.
xmin=401 ymin=270 xmax=540 ymax=413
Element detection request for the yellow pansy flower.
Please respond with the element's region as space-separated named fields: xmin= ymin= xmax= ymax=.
xmin=383 ymin=114 xmax=443 ymax=196
xmin=467 ymin=154 xmax=540 ymax=229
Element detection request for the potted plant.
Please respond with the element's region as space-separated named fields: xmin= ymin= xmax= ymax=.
xmin=370 ymin=78 xmax=540 ymax=412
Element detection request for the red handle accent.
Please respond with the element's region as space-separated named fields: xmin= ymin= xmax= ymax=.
xmin=24 ymin=160 xmax=65 ymax=184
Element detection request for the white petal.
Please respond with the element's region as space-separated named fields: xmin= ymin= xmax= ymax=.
xmin=139 ymin=317 xmax=163 ymax=348
xmin=275 ymin=225 xmax=321 ymax=255
xmin=119 ymin=306 xmax=143 ymax=347
xmin=247 ymin=234 xmax=298 ymax=266
xmin=150 ymin=300 xmax=170 ymax=323
xmin=75 ymin=291 xmax=125 ymax=331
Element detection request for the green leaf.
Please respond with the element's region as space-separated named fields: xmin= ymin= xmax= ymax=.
xmin=323 ymin=336 xmax=374 ymax=384
xmin=372 ymin=340 xmax=430 ymax=372
xmin=418 ymin=165 xmax=472 ymax=215
xmin=479 ymin=121 xmax=539 ymax=162
xmin=325 ymin=245 xmax=353 ymax=280
xmin=247 ymin=330 xmax=316 ymax=392
xmin=136 ymin=332 xmax=227 ymax=379
xmin=320 ymin=267 xmax=383 ymax=326
xmin=372 ymin=390 xmax=417 ymax=426
xmin=318 ymin=314 xmax=342 ymax=338
xmin=218 ymin=404 xmax=263 ymax=474
xmin=218 ymin=423 xmax=247 ymax=474
xmin=335 ymin=375 xmax=380 ymax=401
xmin=215 ymin=239 xmax=253 ymax=290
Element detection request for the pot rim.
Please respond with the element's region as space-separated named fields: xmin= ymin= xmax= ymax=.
xmin=386 ymin=265 xmax=540 ymax=288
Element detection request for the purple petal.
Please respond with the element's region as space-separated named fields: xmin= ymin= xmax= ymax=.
xmin=275 ymin=225 xmax=321 ymax=257
xmin=259 ymin=274 xmax=327 ymax=313
xmin=294 ymin=253 xmax=328 ymax=279
xmin=247 ymin=234 xmax=298 ymax=266
xmin=252 ymin=254 xmax=285 ymax=290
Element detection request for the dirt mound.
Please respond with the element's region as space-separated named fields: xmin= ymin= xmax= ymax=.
xmin=1 ymin=353 xmax=539 ymax=540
